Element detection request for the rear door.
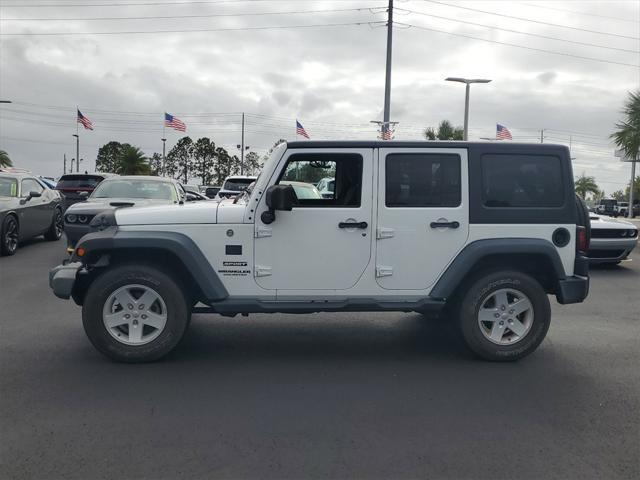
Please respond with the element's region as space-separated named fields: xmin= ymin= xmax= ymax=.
xmin=375 ymin=148 xmax=469 ymax=290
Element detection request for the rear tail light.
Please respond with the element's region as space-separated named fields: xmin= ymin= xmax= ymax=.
xmin=576 ymin=226 xmax=588 ymax=254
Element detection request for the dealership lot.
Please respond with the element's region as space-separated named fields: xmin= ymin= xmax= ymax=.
xmin=1 ymin=238 xmax=638 ymax=479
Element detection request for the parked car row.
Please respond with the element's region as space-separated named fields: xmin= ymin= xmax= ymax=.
xmin=596 ymin=197 xmax=639 ymax=218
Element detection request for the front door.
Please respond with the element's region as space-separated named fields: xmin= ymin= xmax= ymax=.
xmin=19 ymin=178 xmax=46 ymax=237
xmin=254 ymin=149 xmax=373 ymax=291
xmin=375 ymin=148 xmax=469 ymax=290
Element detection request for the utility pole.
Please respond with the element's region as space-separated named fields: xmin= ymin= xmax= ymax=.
xmin=71 ymin=158 xmax=75 ymax=172
xmin=540 ymin=129 xmax=544 ymax=143
xmin=63 ymin=154 xmax=67 ymax=174
xmin=382 ymin=0 xmax=393 ymax=139
xmin=240 ymin=113 xmax=245 ymax=175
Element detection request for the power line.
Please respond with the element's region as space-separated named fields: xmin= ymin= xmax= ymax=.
xmin=0 ymin=0 xmax=351 ymax=7
xmin=0 ymin=6 xmax=379 ymax=21
xmin=418 ymin=0 xmax=640 ymax=41
xmin=398 ymin=7 xmax=639 ymax=54
xmin=0 ymin=20 xmax=383 ymax=36
xmin=397 ymin=22 xmax=640 ymax=68
xmin=521 ymin=2 xmax=640 ymax=24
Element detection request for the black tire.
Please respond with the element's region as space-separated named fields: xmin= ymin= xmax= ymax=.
xmin=1 ymin=215 xmax=19 ymax=256
xmin=457 ymin=270 xmax=551 ymax=362
xmin=82 ymin=264 xmax=190 ymax=363
xmin=43 ymin=207 xmax=63 ymax=241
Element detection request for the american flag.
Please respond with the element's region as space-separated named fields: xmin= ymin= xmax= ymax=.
xmin=296 ymin=120 xmax=310 ymax=139
xmin=381 ymin=128 xmax=393 ymax=140
xmin=165 ymin=112 xmax=186 ymax=132
xmin=496 ymin=123 xmax=512 ymax=140
xmin=77 ymin=109 xmax=93 ymax=130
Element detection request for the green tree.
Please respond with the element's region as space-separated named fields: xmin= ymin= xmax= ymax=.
xmin=243 ymin=151 xmax=262 ymax=176
xmin=117 ymin=145 xmax=150 ymax=175
xmin=193 ymin=137 xmax=218 ymax=185
xmin=148 ymin=153 xmax=163 ymax=176
xmin=611 ymin=189 xmax=626 ymax=201
xmin=0 ymin=150 xmax=13 ymax=168
xmin=166 ymin=137 xmax=194 ymax=183
xmin=213 ymin=147 xmax=239 ymax=184
xmin=96 ymin=141 xmax=125 ymax=173
xmin=575 ymin=173 xmax=600 ymax=200
xmin=424 ymin=120 xmax=464 ymax=140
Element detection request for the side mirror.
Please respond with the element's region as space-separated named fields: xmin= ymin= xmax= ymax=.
xmin=262 ymin=184 xmax=297 ymax=224
xmin=28 ymin=190 xmax=42 ymax=199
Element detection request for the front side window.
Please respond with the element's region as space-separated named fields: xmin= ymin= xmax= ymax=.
xmin=21 ymin=178 xmax=44 ymax=197
xmin=278 ymin=153 xmax=362 ymax=207
xmin=0 ymin=177 xmax=18 ymax=197
xmin=385 ymin=153 xmax=461 ymax=207
xmin=482 ymin=154 xmax=564 ymax=208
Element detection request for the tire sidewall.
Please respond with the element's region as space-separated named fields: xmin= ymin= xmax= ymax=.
xmin=45 ymin=207 xmax=63 ymax=240
xmin=459 ymin=271 xmax=551 ymax=361
xmin=82 ymin=265 xmax=189 ymax=362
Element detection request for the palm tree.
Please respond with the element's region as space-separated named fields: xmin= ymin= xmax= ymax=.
xmin=575 ymin=173 xmax=600 ymax=199
xmin=117 ymin=145 xmax=150 ymax=175
xmin=0 ymin=150 xmax=12 ymax=168
xmin=611 ymin=90 xmax=640 ymax=162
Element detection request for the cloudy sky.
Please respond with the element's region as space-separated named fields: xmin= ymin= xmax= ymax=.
xmin=0 ymin=0 xmax=638 ymax=192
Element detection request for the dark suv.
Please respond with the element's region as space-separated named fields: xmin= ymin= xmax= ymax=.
xmin=56 ymin=173 xmax=115 ymax=210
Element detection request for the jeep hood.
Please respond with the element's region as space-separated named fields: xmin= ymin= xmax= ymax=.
xmin=115 ymin=201 xmax=219 ymax=225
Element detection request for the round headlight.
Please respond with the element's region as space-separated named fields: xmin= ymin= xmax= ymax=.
xmin=78 ymin=215 xmax=88 ymax=224
xmin=630 ymin=229 xmax=638 ymax=238
xmin=66 ymin=214 xmax=77 ymax=223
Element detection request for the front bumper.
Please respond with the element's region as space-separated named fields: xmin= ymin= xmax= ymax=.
xmin=587 ymin=238 xmax=637 ymax=263
xmin=49 ymin=262 xmax=83 ymax=299
xmin=556 ymin=275 xmax=589 ymax=304
xmin=64 ymin=223 xmax=91 ymax=248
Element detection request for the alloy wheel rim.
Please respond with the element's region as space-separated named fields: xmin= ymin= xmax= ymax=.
xmin=102 ymin=284 xmax=168 ymax=346
xmin=5 ymin=219 xmax=18 ymax=252
xmin=54 ymin=211 xmax=63 ymax=237
xmin=477 ymin=288 xmax=534 ymax=345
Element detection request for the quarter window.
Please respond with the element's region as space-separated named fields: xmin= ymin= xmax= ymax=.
xmin=277 ymin=153 xmax=363 ymax=207
xmin=385 ymin=153 xmax=461 ymax=207
xmin=482 ymin=154 xmax=564 ymax=207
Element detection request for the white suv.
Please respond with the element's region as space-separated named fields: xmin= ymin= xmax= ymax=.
xmin=50 ymin=141 xmax=590 ymax=363
xmin=214 ymin=175 xmax=257 ymax=201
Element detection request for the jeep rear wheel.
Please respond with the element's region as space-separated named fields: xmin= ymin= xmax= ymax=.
xmin=458 ymin=270 xmax=551 ymax=361
xmin=82 ymin=265 xmax=190 ymax=362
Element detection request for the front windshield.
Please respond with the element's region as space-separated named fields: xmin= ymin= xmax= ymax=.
xmin=92 ymin=180 xmax=177 ymax=201
xmin=0 ymin=177 xmax=18 ymax=197
xmin=223 ymin=178 xmax=254 ymax=191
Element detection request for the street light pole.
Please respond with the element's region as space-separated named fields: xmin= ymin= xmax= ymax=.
xmin=72 ymin=134 xmax=79 ymax=172
xmin=445 ymin=77 xmax=492 ymax=140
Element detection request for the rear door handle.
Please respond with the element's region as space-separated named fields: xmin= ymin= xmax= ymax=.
xmin=430 ymin=221 xmax=460 ymax=229
xmin=339 ymin=221 xmax=368 ymax=229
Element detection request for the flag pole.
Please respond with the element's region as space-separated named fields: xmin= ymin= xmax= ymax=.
xmin=73 ymin=107 xmax=80 ymax=173
xmin=161 ymin=116 xmax=166 ymax=177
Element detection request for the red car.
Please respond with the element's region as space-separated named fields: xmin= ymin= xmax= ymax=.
xmin=56 ymin=173 xmax=116 ymax=210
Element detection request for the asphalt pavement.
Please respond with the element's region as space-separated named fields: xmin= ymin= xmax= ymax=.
xmin=1 ymin=237 xmax=638 ymax=479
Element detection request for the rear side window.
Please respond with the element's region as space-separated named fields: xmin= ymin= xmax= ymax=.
xmin=482 ymin=154 xmax=564 ymax=208
xmin=385 ymin=153 xmax=461 ymax=207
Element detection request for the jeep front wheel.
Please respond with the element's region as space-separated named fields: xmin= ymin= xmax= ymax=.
xmin=458 ymin=271 xmax=551 ymax=361
xmin=82 ymin=265 xmax=190 ymax=362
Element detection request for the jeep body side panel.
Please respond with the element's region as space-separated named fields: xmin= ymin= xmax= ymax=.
xmin=75 ymin=229 xmax=229 ymax=302
xmin=430 ymin=238 xmax=567 ymax=300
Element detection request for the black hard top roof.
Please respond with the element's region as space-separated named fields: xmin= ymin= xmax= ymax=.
xmin=286 ymin=140 xmax=568 ymax=152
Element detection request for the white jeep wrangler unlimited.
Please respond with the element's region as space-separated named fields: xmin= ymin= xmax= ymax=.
xmin=50 ymin=141 xmax=590 ymax=362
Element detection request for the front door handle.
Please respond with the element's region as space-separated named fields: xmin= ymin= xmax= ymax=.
xmin=430 ymin=221 xmax=460 ymax=229
xmin=339 ymin=221 xmax=368 ymax=229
